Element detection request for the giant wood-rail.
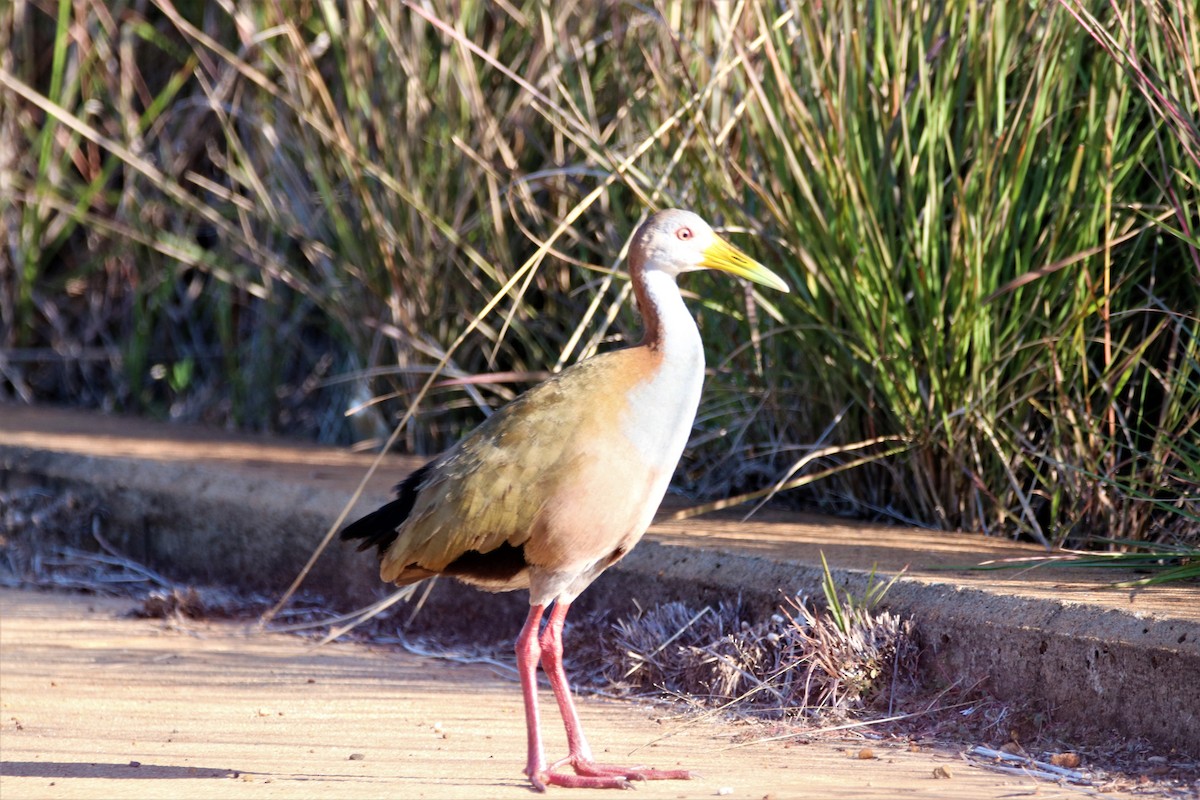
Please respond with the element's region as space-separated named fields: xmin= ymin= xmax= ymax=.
xmin=342 ymin=209 xmax=789 ymax=790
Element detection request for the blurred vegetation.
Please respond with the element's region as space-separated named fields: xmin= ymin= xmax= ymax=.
xmin=1 ymin=0 xmax=1197 ymax=551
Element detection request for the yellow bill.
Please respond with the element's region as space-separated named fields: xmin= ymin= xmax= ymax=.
xmin=700 ymin=236 xmax=790 ymax=293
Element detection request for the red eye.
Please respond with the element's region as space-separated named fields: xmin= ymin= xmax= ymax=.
xmin=676 ymin=227 xmax=693 ymax=240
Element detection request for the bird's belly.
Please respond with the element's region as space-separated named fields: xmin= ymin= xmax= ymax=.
xmin=527 ymin=455 xmax=664 ymax=568
xmin=526 ymin=362 xmax=703 ymax=580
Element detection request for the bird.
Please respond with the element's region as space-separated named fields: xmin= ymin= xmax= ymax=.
xmin=342 ymin=209 xmax=789 ymax=791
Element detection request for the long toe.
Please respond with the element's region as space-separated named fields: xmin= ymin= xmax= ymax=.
xmin=570 ymin=759 xmax=693 ymax=781
xmin=537 ymin=770 xmax=636 ymax=790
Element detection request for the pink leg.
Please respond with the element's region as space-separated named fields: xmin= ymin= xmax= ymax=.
xmin=516 ymin=605 xmax=548 ymax=789
xmin=532 ymin=601 xmax=692 ymax=790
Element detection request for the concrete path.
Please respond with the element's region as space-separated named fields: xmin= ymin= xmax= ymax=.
xmin=0 ymin=588 xmax=1125 ymax=800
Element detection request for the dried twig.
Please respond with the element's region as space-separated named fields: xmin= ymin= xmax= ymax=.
xmin=966 ymin=745 xmax=1092 ymax=785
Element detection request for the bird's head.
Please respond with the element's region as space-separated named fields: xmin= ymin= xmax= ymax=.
xmin=630 ymin=209 xmax=789 ymax=293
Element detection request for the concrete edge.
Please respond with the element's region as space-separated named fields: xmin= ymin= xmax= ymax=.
xmin=2 ymin=440 xmax=1197 ymax=758
xmin=618 ymin=541 xmax=1198 ymax=755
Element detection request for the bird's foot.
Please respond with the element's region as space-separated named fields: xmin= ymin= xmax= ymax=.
xmin=529 ymin=756 xmax=692 ymax=791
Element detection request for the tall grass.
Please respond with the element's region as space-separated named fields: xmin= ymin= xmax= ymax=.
xmin=711 ymin=0 xmax=1200 ymax=545
xmin=2 ymin=0 xmax=1196 ymax=548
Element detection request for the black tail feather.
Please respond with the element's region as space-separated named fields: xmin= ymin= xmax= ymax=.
xmin=340 ymin=461 xmax=434 ymax=557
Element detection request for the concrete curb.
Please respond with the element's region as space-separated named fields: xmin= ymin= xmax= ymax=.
xmin=2 ymin=404 xmax=1197 ymax=757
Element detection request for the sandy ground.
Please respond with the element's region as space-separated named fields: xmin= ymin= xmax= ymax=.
xmin=0 ymin=588 xmax=1115 ymax=800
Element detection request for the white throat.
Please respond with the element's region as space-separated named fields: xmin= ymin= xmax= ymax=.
xmin=640 ymin=269 xmax=703 ymax=363
xmin=621 ymin=268 xmax=706 ymax=473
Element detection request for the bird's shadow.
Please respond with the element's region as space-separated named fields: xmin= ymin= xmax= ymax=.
xmin=0 ymin=761 xmax=236 ymax=780
xmin=1 ymin=760 xmax=533 ymax=791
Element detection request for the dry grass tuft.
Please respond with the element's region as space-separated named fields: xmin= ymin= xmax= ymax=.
xmin=574 ymin=594 xmax=917 ymax=722
xmin=776 ymin=595 xmax=918 ymax=715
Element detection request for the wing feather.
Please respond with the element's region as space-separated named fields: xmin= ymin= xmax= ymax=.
xmin=378 ymin=354 xmax=637 ymax=583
